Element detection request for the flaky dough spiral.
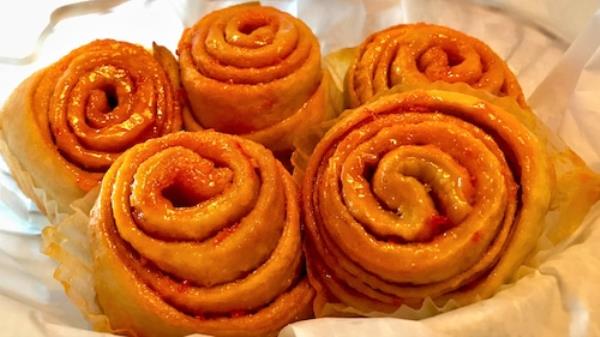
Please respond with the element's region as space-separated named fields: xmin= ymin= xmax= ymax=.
xmin=178 ymin=3 xmax=331 ymax=153
xmin=90 ymin=131 xmax=313 ymax=337
xmin=303 ymin=88 xmax=551 ymax=314
xmin=346 ymin=24 xmax=526 ymax=108
xmin=0 ymin=39 xmax=182 ymax=216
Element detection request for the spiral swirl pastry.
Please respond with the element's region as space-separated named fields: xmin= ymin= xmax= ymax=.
xmin=178 ymin=3 xmax=329 ymax=153
xmin=0 ymin=39 xmax=182 ymax=216
xmin=90 ymin=131 xmax=313 ymax=337
xmin=345 ymin=23 xmax=526 ymax=108
xmin=302 ymin=89 xmax=552 ymax=314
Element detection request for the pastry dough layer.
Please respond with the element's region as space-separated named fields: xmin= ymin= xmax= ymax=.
xmin=91 ymin=131 xmax=313 ymax=337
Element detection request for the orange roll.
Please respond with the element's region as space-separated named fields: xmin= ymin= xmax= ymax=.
xmin=346 ymin=24 xmax=526 ymax=108
xmin=90 ymin=131 xmax=313 ymax=337
xmin=303 ymin=88 xmax=552 ymax=314
xmin=178 ymin=3 xmax=331 ymax=153
xmin=0 ymin=39 xmax=182 ymax=217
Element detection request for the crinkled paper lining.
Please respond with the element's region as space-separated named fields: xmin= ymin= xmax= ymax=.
xmin=40 ymin=189 xmax=114 ymax=333
xmin=0 ymin=131 xmax=65 ymax=225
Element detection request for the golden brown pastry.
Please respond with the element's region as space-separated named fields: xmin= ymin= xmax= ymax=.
xmin=345 ymin=23 xmax=527 ymax=108
xmin=178 ymin=3 xmax=335 ymax=153
xmin=88 ymin=131 xmax=313 ymax=337
xmin=301 ymin=84 xmax=600 ymax=315
xmin=0 ymin=39 xmax=182 ymax=219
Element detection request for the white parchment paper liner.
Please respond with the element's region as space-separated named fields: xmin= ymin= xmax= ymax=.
xmin=41 ymin=190 xmax=108 ymax=330
xmin=0 ymin=133 xmax=66 ymax=225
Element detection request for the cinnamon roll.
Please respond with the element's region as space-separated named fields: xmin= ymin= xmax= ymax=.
xmin=302 ymin=87 xmax=554 ymax=314
xmin=178 ymin=3 xmax=335 ymax=153
xmin=0 ymin=39 xmax=182 ymax=219
xmin=89 ymin=131 xmax=313 ymax=337
xmin=345 ymin=23 xmax=526 ymax=108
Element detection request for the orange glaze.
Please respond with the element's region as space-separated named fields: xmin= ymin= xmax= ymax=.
xmin=33 ymin=39 xmax=182 ymax=190
xmin=213 ymin=223 xmax=241 ymax=245
xmin=302 ymin=88 xmax=552 ymax=315
xmin=90 ymin=131 xmax=314 ymax=337
xmin=230 ymin=310 xmax=248 ymax=318
xmin=176 ymin=280 xmax=191 ymax=293
xmin=177 ymin=3 xmax=331 ymax=153
xmin=346 ymin=23 xmax=527 ymax=108
xmin=426 ymin=215 xmax=454 ymax=237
